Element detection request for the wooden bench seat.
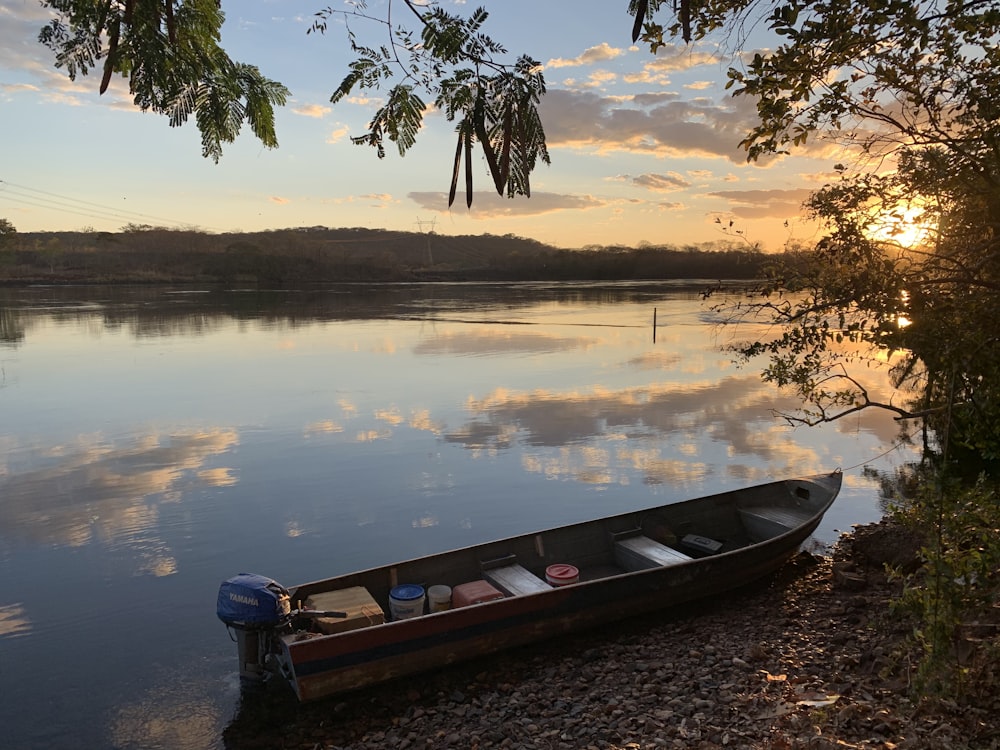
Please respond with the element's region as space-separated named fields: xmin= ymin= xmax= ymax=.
xmin=739 ymin=505 xmax=814 ymax=540
xmin=483 ymin=563 xmax=552 ymax=597
xmin=615 ymin=535 xmax=692 ymax=572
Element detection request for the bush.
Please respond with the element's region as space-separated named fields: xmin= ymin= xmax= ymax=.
xmin=888 ymin=470 xmax=1000 ymax=697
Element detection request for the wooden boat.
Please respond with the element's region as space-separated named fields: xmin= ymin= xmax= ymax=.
xmin=217 ymin=470 xmax=842 ymax=702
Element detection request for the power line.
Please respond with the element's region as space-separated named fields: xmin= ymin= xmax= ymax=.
xmin=1 ymin=188 xmax=149 ymax=227
xmin=0 ymin=179 xmax=221 ymax=231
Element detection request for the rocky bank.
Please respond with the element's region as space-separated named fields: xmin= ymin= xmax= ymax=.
xmin=223 ymin=521 xmax=1000 ymax=749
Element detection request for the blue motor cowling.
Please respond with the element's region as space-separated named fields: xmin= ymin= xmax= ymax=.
xmin=217 ymin=573 xmax=291 ymax=629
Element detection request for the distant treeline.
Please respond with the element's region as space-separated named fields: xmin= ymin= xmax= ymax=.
xmin=0 ymin=225 xmax=771 ymax=284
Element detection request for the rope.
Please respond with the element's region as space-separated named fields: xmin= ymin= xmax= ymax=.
xmin=841 ymin=426 xmax=922 ymax=474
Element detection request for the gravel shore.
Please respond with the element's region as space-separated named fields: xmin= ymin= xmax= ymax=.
xmin=223 ymin=522 xmax=999 ymax=750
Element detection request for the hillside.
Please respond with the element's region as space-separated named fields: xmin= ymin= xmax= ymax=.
xmin=0 ymin=226 xmax=767 ymax=284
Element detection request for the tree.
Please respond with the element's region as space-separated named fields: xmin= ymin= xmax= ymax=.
xmin=679 ymin=0 xmax=1000 ymax=688
xmin=32 ymin=2 xmax=680 ymax=204
xmin=684 ymin=0 xmax=1000 ymax=471
xmin=0 ymin=219 xmax=15 ymax=272
xmin=311 ymin=2 xmax=551 ymax=208
xmin=39 ymin=0 xmax=289 ymax=161
xmin=0 ymin=219 xmax=16 ymax=246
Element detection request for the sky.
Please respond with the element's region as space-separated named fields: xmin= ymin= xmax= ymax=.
xmin=0 ymin=0 xmax=845 ymax=250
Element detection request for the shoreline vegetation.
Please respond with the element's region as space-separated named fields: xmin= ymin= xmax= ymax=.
xmin=0 ymin=226 xmax=769 ymax=285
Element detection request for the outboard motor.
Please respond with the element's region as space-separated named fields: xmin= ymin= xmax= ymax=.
xmin=217 ymin=573 xmax=291 ymax=683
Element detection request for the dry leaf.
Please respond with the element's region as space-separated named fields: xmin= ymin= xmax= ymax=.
xmin=796 ymin=692 xmax=841 ymax=707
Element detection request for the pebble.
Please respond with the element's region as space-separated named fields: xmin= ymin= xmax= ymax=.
xmin=224 ymin=522 xmax=989 ymax=750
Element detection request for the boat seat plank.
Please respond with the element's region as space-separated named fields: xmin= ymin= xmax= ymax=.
xmin=483 ymin=564 xmax=552 ymax=597
xmin=739 ymin=505 xmax=813 ymax=539
xmin=615 ymin=535 xmax=692 ymax=572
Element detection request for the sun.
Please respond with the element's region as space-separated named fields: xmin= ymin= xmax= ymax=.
xmin=866 ymin=204 xmax=936 ymax=249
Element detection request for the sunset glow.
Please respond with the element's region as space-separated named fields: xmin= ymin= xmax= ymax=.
xmin=867 ymin=204 xmax=936 ymax=249
xmin=0 ymin=0 xmax=835 ymax=250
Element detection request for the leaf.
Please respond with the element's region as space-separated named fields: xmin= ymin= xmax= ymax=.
xmin=99 ymin=15 xmax=120 ymax=95
xmin=632 ymin=0 xmax=648 ymax=43
xmin=795 ymin=692 xmax=840 ymax=707
xmin=499 ymin=100 xmax=512 ymax=191
xmin=464 ymin=130 xmax=473 ymax=208
xmin=473 ymin=85 xmax=504 ymax=195
xmin=164 ymin=0 xmax=176 ymax=44
xmin=448 ymin=126 xmax=463 ymax=208
xmin=679 ymin=0 xmax=692 ymax=43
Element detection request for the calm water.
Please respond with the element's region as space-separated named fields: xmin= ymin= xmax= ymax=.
xmin=0 ymin=282 xmax=916 ymax=749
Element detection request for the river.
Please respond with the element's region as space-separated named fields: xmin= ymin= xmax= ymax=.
xmin=0 ymin=282 xmax=916 ymax=749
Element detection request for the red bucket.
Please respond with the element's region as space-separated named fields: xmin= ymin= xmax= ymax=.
xmin=545 ymin=564 xmax=579 ymax=587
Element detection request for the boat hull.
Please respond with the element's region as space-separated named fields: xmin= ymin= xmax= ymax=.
xmin=240 ymin=471 xmax=842 ymax=701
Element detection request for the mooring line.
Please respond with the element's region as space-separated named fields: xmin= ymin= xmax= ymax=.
xmin=841 ymin=426 xmax=922 ymax=474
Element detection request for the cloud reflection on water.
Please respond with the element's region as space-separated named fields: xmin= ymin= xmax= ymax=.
xmin=0 ymin=604 xmax=31 ymax=639
xmin=0 ymin=429 xmax=239 ymax=563
xmin=109 ymin=669 xmax=228 ymax=750
xmin=444 ymin=370 xmax=906 ymax=488
xmin=448 ymin=375 xmax=792 ymax=449
xmin=414 ymin=328 xmax=600 ymax=356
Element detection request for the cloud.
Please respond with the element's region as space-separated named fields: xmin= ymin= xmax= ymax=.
xmin=799 ymin=169 xmax=842 ymax=184
xmin=624 ymin=172 xmax=692 ymax=192
xmin=269 ymin=196 xmax=290 ymax=205
xmin=292 ymin=103 xmax=331 ymax=118
xmin=631 ymin=92 xmax=682 ymax=106
xmin=622 ymin=44 xmax=720 ymax=85
xmin=360 ymin=192 xmax=396 ymax=208
xmin=0 ymin=2 xmax=53 ymax=68
xmin=584 ymin=69 xmax=619 ymax=88
xmin=0 ymin=2 xmax=142 ymax=113
xmin=539 ymin=88 xmax=764 ymax=164
xmin=706 ymin=188 xmax=814 ymax=218
xmin=408 ymin=191 xmax=608 ymax=217
xmin=0 ymin=3 xmax=108 ymax=101
xmin=546 ymin=42 xmax=626 ymax=69
xmin=655 ymin=201 xmax=684 ymax=211
xmin=326 ymin=125 xmax=350 ymax=144
xmin=0 ymin=82 xmax=39 ymax=94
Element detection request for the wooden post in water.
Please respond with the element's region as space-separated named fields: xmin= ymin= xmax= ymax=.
xmin=653 ymin=307 xmax=657 ymax=343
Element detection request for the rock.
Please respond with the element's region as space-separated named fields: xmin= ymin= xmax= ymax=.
xmin=223 ymin=521 xmax=992 ymax=750
xmin=832 ymin=562 xmax=867 ymax=590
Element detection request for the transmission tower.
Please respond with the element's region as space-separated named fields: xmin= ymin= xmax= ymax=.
xmin=415 ymin=216 xmax=436 ymax=266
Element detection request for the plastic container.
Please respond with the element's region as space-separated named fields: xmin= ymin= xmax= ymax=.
xmin=452 ymin=580 xmax=505 ymax=607
xmin=545 ymin=563 xmax=580 ymax=587
xmin=427 ymin=584 xmax=452 ymax=612
xmin=389 ymin=584 xmax=426 ymax=620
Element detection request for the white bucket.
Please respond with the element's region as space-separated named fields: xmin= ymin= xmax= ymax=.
xmin=427 ymin=585 xmax=452 ymax=612
xmin=389 ymin=584 xmax=425 ymax=620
